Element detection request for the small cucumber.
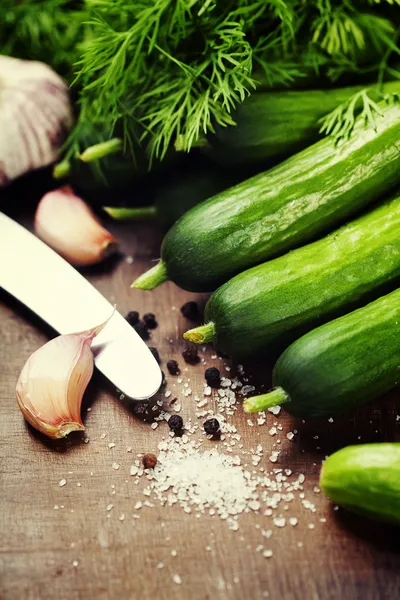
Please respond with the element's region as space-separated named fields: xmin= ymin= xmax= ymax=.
xmin=104 ymin=162 xmax=245 ymax=230
xmin=184 ymin=194 xmax=400 ymax=358
xmin=320 ymin=444 xmax=400 ymax=524
xmin=243 ymin=289 xmax=400 ymax=418
xmin=134 ymin=101 xmax=400 ymax=293
xmin=206 ymin=82 xmax=400 ymax=168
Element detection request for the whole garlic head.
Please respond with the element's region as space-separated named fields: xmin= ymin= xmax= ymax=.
xmin=0 ymin=56 xmax=73 ymax=187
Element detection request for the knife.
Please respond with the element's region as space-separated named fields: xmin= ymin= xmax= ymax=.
xmin=0 ymin=212 xmax=162 ymax=400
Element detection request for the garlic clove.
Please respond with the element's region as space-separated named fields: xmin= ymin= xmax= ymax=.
xmin=16 ymin=318 xmax=110 ymax=439
xmin=34 ymin=186 xmax=119 ymax=266
xmin=0 ymin=56 xmax=73 ymax=188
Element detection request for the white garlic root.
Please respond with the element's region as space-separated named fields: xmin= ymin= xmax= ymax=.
xmin=16 ymin=318 xmax=110 ymax=439
xmin=34 ymin=186 xmax=119 ymax=266
xmin=0 ymin=56 xmax=73 ymax=188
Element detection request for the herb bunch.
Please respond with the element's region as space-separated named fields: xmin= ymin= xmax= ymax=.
xmin=1 ymin=0 xmax=400 ymax=161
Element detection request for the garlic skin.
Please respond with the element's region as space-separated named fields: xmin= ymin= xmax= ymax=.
xmin=34 ymin=186 xmax=119 ymax=266
xmin=0 ymin=56 xmax=73 ymax=188
xmin=16 ymin=320 xmax=107 ymax=439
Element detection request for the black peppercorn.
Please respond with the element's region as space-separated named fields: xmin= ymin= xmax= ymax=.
xmin=143 ymin=312 xmax=158 ymax=329
xmin=180 ymin=301 xmax=200 ymax=321
xmin=182 ymin=345 xmax=200 ymax=365
xmin=167 ymin=360 xmax=180 ymax=375
xmin=134 ymin=321 xmax=150 ymax=340
xmin=126 ymin=310 xmax=139 ymax=326
xmin=168 ymin=414 xmax=184 ymax=431
xmin=205 ymin=367 xmax=221 ymax=388
xmin=149 ymin=347 xmax=161 ymax=364
xmin=204 ymin=418 xmax=220 ymax=436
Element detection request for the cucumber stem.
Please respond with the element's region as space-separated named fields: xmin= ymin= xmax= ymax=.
xmin=53 ymin=159 xmax=71 ymax=179
xmin=183 ymin=322 xmax=216 ymax=344
xmin=104 ymin=206 xmax=157 ymax=221
xmin=132 ymin=260 xmax=168 ymax=290
xmin=243 ymin=387 xmax=289 ymax=413
xmin=79 ymin=138 xmax=123 ymax=163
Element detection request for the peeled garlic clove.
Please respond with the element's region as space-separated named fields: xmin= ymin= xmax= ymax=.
xmin=0 ymin=56 xmax=73 ymax=188
xmin=34 ymin=186 xmax=119 ymax=266
xmin=16 ymin=319 xmax=108 ymax=439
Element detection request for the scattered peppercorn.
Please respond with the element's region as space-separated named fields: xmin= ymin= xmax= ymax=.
xmin=168 ymin=414 xmax=184 ymax=432
xmin=126 ymin=310 xmax=139 ymax=326
xmin=180 ymin=301 xmax=200 ymax=321
xmin=149 ymin=347 xmax=161 ymax=364
xmin=205 ymin=367 xmax=221 ymax=388
xmin=204 ymin=418 xmax=220 ymax=436
xmin=167 ymin=360 xmax=180 ymax=375
xmin=142 ymin=453 xmax=157 ymax=469
xmin=182 ymin=345 xmax=200 ymax=365
xmin=134 ymin=321 xmax=150 ymax=341
xmin=143 ymin=312 xmax=158 ymax=329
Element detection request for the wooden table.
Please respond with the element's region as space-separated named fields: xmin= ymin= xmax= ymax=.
xmin=1 ymin=213 xmax=400 ymax=600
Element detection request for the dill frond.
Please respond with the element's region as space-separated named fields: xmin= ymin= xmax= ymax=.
xmin=318 ymin=87 xmax=400 ymax=143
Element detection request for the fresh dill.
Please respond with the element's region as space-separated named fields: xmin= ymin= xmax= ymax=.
xmin=1 ymin=0 xmax=400 ymax=162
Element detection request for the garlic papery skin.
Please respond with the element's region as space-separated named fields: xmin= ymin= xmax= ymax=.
xmin=34 ymin=186 xmax=119 ymax=266
xmin=0 ymin=56 xmax=73 ymax=188
xmin=16 ymin=320 xmax=108 ymax=439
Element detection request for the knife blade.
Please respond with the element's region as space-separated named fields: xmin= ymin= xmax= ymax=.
xmin=0 ymin=212 xmax=162 ymax=400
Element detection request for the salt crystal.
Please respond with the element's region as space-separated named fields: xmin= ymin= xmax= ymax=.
xmin=263 ymin=550 xmax=273 ymax=558
xmin=308 ymin=523 xmax=315 ymax=529
xmin=289 ymin=517 xmax=298 ymax=526
xmin=119 ymin=514 xmax=125 ymax=521
xmin=72 ymin=560 xmax=79 ymax=568
xmin=112 ymin=463 xmax=120 ymax=470
xmin=151 ymin=422 xmax=158 ymax=430
xmin=108 ymin=443 xmax=116 ymax=449
xmin=59 ymin=479 xmax=67 ymax=487
xmin=268 ymin=406 xmax=281 ymax=416
xmin=157 ymin=562 xmax=164 ymax=569
xmin=286 ymin=432 xmax=294 ymax=441
xmin=241 ymin=385 xmax=255 ymax=396
xmin=134 ymin=501 xmax=143 ymax=510
xmin=106 ymin=504 xmax=113 ymax=511
xmin=130 ymin=465 xmax=138 ymax=476
xmin=172 ymin=575 xmax=182 ymax=585
xmin=273 ymin=517 xmax=286 ymax=528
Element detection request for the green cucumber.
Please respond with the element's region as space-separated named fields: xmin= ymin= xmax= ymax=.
xmin=243 ymin=289 xmax=400 ymax=418
xmin=206 ymin=82 xmax=400 ymax=168
xmin=205 ymin=85 xmax=363 ymax=167
xmin=104 ymin=162 xmax=245 ymax=231
xmin=320 ymin=444 xmax=400 ymax=524
xmin=133 ymin=101 xmax=400 ymax=293
xmin=183 ymin=194 xmax=400 ymax=357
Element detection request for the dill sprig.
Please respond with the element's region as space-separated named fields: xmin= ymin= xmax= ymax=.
xmin=0 ymin=0 xmax=87 ymax=76
xmin=2 ymin=0 xmax=400 ymax=162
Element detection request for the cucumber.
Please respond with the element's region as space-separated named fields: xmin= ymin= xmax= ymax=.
xmin=133 ymin=101 xmax=400 ymax=293
xmin=53 ymin=122 xmax=176 ymax=204
xmin=104 ymin=162 xmax=246 ymax=231
xmin=243 ymin=289 xmax=400 ymax=418
xmin=205 ymin=85 xmax=368 ymax=167
xmin=320 ymin=444 xmax=400 ymax=524
xmin=183 ymin=194 xmax=400 ymax=357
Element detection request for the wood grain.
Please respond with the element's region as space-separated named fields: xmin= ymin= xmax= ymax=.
xmin=1 ymin=216 xmax=400 ymax=600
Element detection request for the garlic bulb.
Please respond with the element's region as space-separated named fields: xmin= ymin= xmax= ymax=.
xmin=34 ymin=186 xmax=119 ymax=266
xmin=16 ymin=319 xmax=108 ymax=439
xmin=0 ymin=55 xmax=73 ymax=188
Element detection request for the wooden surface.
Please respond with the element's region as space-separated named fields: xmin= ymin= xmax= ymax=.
xmin=1 ymin=214 xmax=400 ymax=600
